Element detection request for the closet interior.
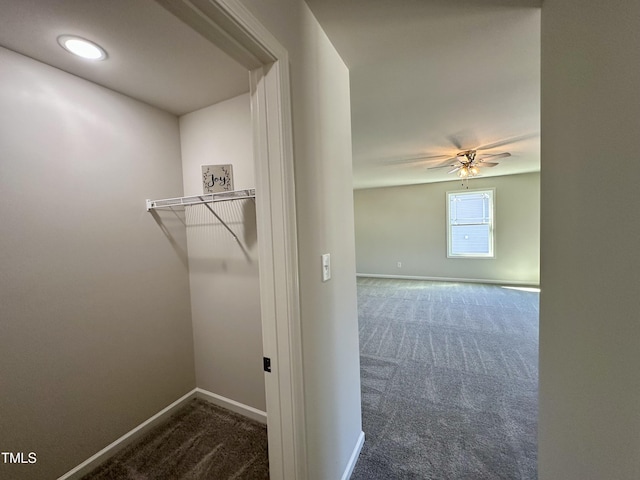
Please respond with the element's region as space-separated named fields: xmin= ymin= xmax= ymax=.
xmin=175 ymin=94 xmax=266 ymax=416
xmin=0 ymin=1 xmax=269 ymax=478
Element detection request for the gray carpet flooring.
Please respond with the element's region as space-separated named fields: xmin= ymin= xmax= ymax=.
xmin=82 ymin=398 xmax=268 ymax=480
xmin=351 ymin=277 xmax=539 ymax=480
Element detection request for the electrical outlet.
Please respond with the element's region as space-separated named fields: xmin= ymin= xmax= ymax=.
xmin=397 ymin=261 xmax=402 ymax=268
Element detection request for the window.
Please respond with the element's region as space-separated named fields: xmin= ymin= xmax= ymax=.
xmin=447 ymin=189 xmax=494 ymax=258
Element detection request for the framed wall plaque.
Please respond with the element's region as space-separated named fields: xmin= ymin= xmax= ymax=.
xmin=202 ymin=164 xmax=234 ymax=193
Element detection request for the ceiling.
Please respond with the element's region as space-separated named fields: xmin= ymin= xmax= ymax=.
xmin=0 ymin=0 xmax=249 ymax=116
xmin=0 ymin=0 xmax=540 ymax=189
xmin=306 ymin=0 xmax=541 ymax=189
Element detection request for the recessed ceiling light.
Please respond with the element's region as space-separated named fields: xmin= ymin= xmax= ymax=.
xmin=57 ymin=35 xmax=107 ymax=61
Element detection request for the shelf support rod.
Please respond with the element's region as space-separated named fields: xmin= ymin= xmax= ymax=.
xmin=199 ymin=197 xmax=251 ymax=263
xmin=199 ymin=197 xmax=239 ymax=241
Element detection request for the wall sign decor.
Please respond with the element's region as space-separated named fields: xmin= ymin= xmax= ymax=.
xmin=202 ymin=164 xmax=234 ymax=193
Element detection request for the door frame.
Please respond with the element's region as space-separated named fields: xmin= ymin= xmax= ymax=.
xmin=155 ymin=1 xmax=306 ymax=479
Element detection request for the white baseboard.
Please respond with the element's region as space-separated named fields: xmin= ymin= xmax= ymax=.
xmin=341 ymin=431 xmax=365 ymax=480
xmin=356 ymin=273 xmax=540 ymax=287
xmin=57 ymin=389 xmax=197 ymax=480
xmin=58 ymin=388 xmax=267 ymax=479
xmin=194 ymin=388 xmax=267 ymax=424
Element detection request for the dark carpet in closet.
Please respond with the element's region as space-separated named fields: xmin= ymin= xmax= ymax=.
xmin=82 ymin=398 xmax=268 ymax=480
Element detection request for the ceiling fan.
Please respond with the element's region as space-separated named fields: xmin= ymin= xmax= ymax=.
xmin=379 ymin=133 xmax=537 ymax=173
xmin=428 ymin=149 xmax=511 ymax=178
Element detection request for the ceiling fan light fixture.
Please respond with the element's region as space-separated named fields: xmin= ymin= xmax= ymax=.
xmin=57 ymin=35 xmax=107 ymax=61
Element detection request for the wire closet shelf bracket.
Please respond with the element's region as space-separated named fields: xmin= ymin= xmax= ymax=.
xmin=146 ymin=189 xmax=256 ymax=249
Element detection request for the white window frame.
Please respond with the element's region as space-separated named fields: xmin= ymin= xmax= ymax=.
xmin=446 ymin=188 xmax=495 ymax=258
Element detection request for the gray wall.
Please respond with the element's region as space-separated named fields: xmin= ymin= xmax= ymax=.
xmin=0 ymin=47 xmax=195 ymax=479
xmin=354 ymin=172 xmax=540 ymax=285
xmin=237 ymin=1 xmax=364 ymax=479
xmin=179 ymin=93 xmax=265 ymax=411
xmin=539 ymin=0 xmax=640 ymax=478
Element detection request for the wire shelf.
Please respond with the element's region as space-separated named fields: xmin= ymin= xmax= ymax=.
xmin=146 ymin=189 xmax=255 ymax=211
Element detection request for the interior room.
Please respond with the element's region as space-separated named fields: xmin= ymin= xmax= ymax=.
xmin=305 ymin=0 xmax=639 ymax=478
xmin=301 ymin=1 xmax=541 ymax=477
xmin=353 ymin=173 xmax=540 ymax=285
xmin=351 ymin=178 xmax=540 ymax=476
xmin=1 ymin=0 xmax=639 ymax=480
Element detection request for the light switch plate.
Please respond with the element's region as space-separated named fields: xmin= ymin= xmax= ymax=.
xmin=322 ymin=253 xmax=331 ymax=282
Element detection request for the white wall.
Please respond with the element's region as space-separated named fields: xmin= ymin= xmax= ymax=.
xmin=179 ymin=93 xmax=265 ymax=411
xmin=354 ymin=172 xmax=540 ymax=285
xmin=180 ymin=93 xmax=254 ymax=195
xmin=540 ymin=0 xmax=640 ymax=478
xmin=237 ymin=1 xmax=364 ymax=478
xmin=0 ymin=47 xmax=194 ymax=479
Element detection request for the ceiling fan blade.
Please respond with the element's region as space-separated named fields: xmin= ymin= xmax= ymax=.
xmin=447 ymin=131 xmax=478 ymax=151
xmin=478 ymin=162 xmax=499 ymax=167
xmin=475 ymin=133 xmax=538 ymax=151
xmin=427 ymin=163 xmax=457 ymax=170
xmin=447 ymin=134 xmax=464 ymax=150
xmin=383 ymin=153 xmax=450 ymax=165
xmin=478 ymin=152 xmax=511 ymax=161
xmin=427 ymin=156 xmax=459 ymax=169
xmin=447 ymin=166 xmax=461 ymax=174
